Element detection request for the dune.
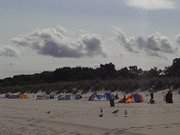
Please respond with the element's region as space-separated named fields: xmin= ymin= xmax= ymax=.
xmin=0 ymin=90 xmax=180 ymax=135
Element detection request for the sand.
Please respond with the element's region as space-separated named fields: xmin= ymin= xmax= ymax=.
xmin=0 ymin=91 xmax=180 ymax=135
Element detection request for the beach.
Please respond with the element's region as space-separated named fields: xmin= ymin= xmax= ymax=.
xmin=0 ymin=91 xmax=180 ymax=135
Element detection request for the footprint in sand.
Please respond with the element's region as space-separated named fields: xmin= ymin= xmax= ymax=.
xmin=164 ymin=126 xmax=170 ymax=128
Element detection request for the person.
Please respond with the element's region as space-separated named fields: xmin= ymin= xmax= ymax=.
xmin=165 ymin=90 xmax=173 ymax=104
xmin=122 ymin=95 xmax=126 ymax=103
xmin=115 ymin=93 xmax=119 ymax=100
xmin=149 ymin=92 xmax=155 ymax=104
xmin=99 ymin=108 xmax=103 ymax=117
xmin=124 ymin=109 xmax=128 ymax=117
xmin=109 ymin=93 xmax=115 ymax=107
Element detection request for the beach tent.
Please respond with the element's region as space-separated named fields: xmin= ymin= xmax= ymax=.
xmin=36 ymin=94 xmax=50 ymax=100
xmin=35 ymin=91 xmax=50 ymax=100
xmin=94 ymin=95 xmax=107 ymax=101
xmin=88 ymin=93 xmax=96 ymax=101
xmin=49 ymin=94 xmax=55 ymax=99
xmin=58 ymin=94 xmax=82 ymax=100
xmin=0 ymin=94 xmax=6 ymax=98
xmin=57 ymin=95 xmax=64 ymax=100
xmin=132 ymin=93 xmax=144 ymax=103
xmin=19 ymin=94 xmax=29 ymax=99
xmin=119 ymin=93 xmax=144 ymax=103
xmin=57 ymin=94 xmax=71 ymax=100
xmin=88 ymin=93 xmax=112 ymax=101
xmin=64 ymin=95 xmax=71 ymax=100
xmin=5 ymin=93 xmax=19 ymax=99
xmin=49 ymin=92 xmax=57 ymax=99
xmin=104 ymin=92 xmax=113 ymax=101
xmin=126 ymin=95 xmax=134 ymax=103
xmin=74 ymin=94 xmax=82 ymax=100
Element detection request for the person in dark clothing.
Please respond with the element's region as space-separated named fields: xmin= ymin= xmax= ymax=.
xmin=122 ymin=95 xmax=126 ymax=103
xmin=150 ymin=92 xmax=154 ymax=99
xmin=115 ymin=93 xmax=119 ymax=100
xmin=149 ymin=92 xmax=155 ymax=104
xmin=110 ymin=98 xmax=115 ymax=107
xmin=99 ymin=108 xmax=103 ymax=117
xmin=165 ymin=90 xmax=173 ymax=104
xmin=109 ymin=93 xmax=115 ymax=107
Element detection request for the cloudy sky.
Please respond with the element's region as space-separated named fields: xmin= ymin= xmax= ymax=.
xmin=0 ymin=0 xmax=180 ymax=78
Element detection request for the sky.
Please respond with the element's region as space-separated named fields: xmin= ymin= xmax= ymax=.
xmin=0 ymin=0 xmax=180 ymax=78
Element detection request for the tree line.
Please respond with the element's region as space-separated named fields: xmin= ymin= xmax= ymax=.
xmin=0 ymin=58 xmax=180 ymax=93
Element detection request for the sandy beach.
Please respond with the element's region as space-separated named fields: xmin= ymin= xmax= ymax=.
xmin=0 ymin=91 xmax=180 ymax=135
xmin=1 ymin=0 xmax=180 ymax=134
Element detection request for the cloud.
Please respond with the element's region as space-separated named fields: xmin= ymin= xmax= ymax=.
xmin=176 ymin=34 xmax=180 ymax=44
xmin=125 ymin=0 xmax=176 ymax=10
xmin=81 ymin=34 xmax=106 ymax=57
xmin=0 ymin=46 xmax=19 ymax=57
xmin=116 ymin=30 xmax=176 ymax=57
xmin=116 ymin=31 xmax=138 ymax=53
xmin=12 ymin=27 xmax=106 ymax=58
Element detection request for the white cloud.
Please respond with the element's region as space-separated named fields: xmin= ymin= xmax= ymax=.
xmin=0 ymin=46 xmax=19 ymax=57
xmin=115 ymin=30 xmax=176 ymax=57
xmin=125 ymin=0 xmax=176 ymax=10
xmin=176 ymin=34 xmax=180 ymax=44
xmin=12 ymin=27 xmax=106 ymax=58
xmin=9 ymin=26 xmax=180 ymax=59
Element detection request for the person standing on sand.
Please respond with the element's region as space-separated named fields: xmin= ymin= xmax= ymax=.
xmin=109 ymin=93 xmax=115 ymax=107
xmin=122 ymin=95 xmax=126 ymax=103
xmin=115 ymin=93 xmax=119 ymax=100
xmin=99 ymin=108 xmax=103 ymax=117
xmin=149 ymin=92 xmax=155 ymax=104
xmin=165 ymin=90 xmax=173 ymax=104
